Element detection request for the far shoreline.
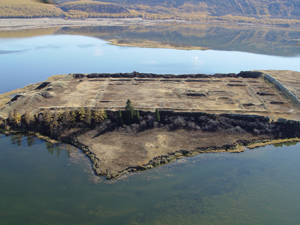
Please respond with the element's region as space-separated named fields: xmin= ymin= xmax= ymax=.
xmin=0 ymin=18 xmax=181 ymax=31
xmin=1 ymin=18 xmax=300 ymax=32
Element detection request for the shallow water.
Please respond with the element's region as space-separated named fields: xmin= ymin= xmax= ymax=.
xmin=0 ymin=34 xmax=300 ymax=93
xmin=1 ymin=134 xmax=300 ymax=225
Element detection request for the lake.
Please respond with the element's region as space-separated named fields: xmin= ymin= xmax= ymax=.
xmin=0 ymin=134 xmax=300 ymax=225
xmin=0 ymin=23 xmax=300 ymax=224
xmin=0 ymin=24 xmax=300 ymax=93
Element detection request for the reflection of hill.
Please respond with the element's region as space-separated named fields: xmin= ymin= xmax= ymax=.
xmin=58 ymin=26 xmax=128 ymax=36
xmin=0 ymin=24 xmax=299 ymax=56
xmin=0 ymin=27 xmax=61 ymax=38
xmin=56 ymin=24 xmax=300 ymax=57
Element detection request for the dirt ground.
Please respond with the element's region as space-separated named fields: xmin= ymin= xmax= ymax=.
xmin=1 ymin=70 xmax=299 ymax=176
xmin=1 ymin=70 xmax=300 ymax=121
xmin=76 ymin=127 xmax=272 ymax=173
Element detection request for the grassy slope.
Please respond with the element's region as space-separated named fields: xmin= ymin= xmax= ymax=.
xmin=0 ymin=0 xmax=64 ymax=18
xmin=1 ymin=0 xmax=300 ymax=26
xmin=58 ymin=1 xmax=132 ymax=18
xmin=0 ymin=0 xmax=133 ymax=18
xmin=59 ymin=1 xmax=129 ymax=13
xmin=3 ymin=0 xmax=299 ymax=19
xmin=100 ymin=0 xmax=300 ymax=19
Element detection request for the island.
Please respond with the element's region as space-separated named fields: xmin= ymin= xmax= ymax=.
xmin=0 ymin=70 xmax=300 ymax=179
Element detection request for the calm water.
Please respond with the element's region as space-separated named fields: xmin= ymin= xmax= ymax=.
xmin=0 ymin=134 xmax=300 ymax=225
xmin=0 ymin=34 xmax=300 ymax=93
xmin=1 ymin=26 xmax=300 ymax=224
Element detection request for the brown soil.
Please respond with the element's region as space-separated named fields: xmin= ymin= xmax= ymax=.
xmin=1 ymin=70 xmax=300 ymax=121
xmin=75 ymin=128 xmax=272 ymax=174
xmin=1 ymin=70 xmax=300 ymax=178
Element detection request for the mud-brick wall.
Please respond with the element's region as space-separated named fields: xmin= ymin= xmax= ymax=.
xmin=263 ymin=74 xmax=300 ymax=107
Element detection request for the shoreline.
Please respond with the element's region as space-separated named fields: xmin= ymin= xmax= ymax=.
xmin=1 ymin=127 xmax=299 ymax=179
xmin=0 ymin=18 xmax=183 ymax=31
xmin=1 ymin=71 xmax=300 ymax=179
xmin=1 ymin=18 xmax=300 ymax=32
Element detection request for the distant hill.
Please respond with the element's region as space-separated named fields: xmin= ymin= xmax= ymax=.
xmin=200 ymin=0 xmax=300 ymax=18
xmin=0 ymin=0 xmax=64 ymax=18
xmin=97 ymin=0 xmax=300 ymax=19
xmin=1 ymin=0 xmax=300 ymax=23
xmin=59 ymin=1 xmax=129 ymax=14
xmin=0 ymin=0 xmax=130 ymax=18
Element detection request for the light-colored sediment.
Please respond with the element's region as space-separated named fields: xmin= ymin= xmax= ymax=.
xmin=0 ymin=18 xmax=183 ymax=31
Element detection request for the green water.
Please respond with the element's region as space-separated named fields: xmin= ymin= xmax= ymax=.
xmin=0 ymin=133 xmax=300 ymax=225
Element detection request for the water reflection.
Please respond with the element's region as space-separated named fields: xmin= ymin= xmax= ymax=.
xmin=45 ymin=142 xmax=62 ymax=157
xmin=5 ymin=133 xmax=76 ymax=157
xmin=273 ymin=141 xmax=298 ymax=148
xmin=1 ymin=132 xmax=300 ymax=224
xmin=0 ymin=50 xmax=26 ymax=55
xmin=1 ymin=33 xmax=300 ymax=94
xmin=1 ymin=24 xmax=300 ymax=56
xmin=10 ymin=133 xmax=23 ymax=146
xmin=26 ymin=135 xmax=36 ymax=147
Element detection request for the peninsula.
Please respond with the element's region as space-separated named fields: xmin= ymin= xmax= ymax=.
xmin=0 ymin=70 xmax=300 ymax=179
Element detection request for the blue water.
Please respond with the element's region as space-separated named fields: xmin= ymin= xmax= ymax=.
xmin=0 ymin=134 xmax=300 ymax=224
xmin=1 ymin=35 xmax=300 ymax=93
xmin=1 ymin=31 xmax=300 ymax=225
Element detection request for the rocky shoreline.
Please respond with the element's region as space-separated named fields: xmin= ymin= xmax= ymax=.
xmin=62 ymin=136 xmax=300 ymax=180
xmin=1 ymin=71 xmax=300 ymax=179
xmin=66 ymin=112 xmax=300 ymax=179
xmin=1 ymin=110 xmax=300 ymax=179
xmin=1 ymin=127 xmax=299 ymax=179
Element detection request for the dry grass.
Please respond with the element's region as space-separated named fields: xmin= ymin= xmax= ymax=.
xmin=1 ymin=0 xmax=300 ymax=26
xmin=59 ymin=1 xmax=129 ymax=14
xmin=46 ymin=74 xmax=67 ymax=81
xmin=0 ymin=82 xmax=40 ymax=110
xmin=247 ymin=138 xmax=300 ymax=149
xmin=1 ymin=71 xmax=300 ymax=121
xmin=76 ymin=128 xmax=271 ymax=173
xmin=258 ymin=70 xmax=300 ymax=99
xmin=0 ymin=0 xmax=64 ymax=18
